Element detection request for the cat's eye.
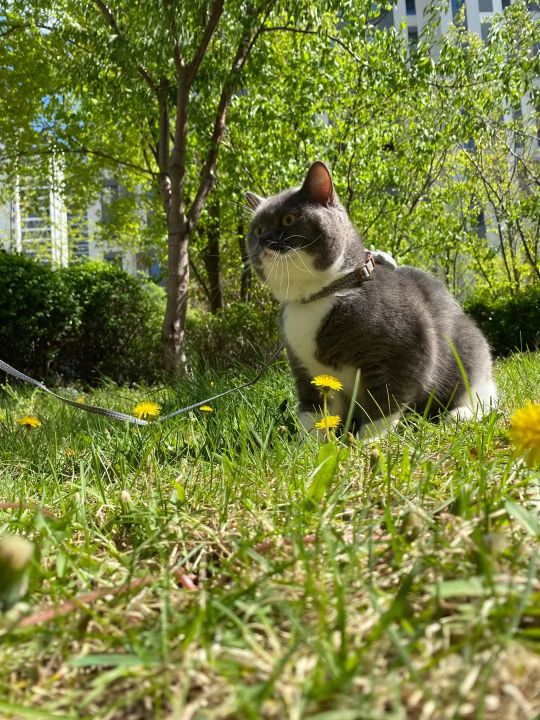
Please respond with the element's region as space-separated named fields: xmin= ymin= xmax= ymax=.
xmin=282 ymin=213 xmax=297 ymax=227
xmin=253 ymin=225 xmax=262 ymax=237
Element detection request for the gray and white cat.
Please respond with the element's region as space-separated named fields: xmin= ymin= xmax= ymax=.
xmin=246 ymin=161 xmax=497 ymax=437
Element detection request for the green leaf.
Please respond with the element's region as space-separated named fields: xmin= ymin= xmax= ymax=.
xmin=505 ymin=501 xmax=540 ymax=537
xmin=306 ymin=441 xmax=343 ymax=504
xmin=432 ymin=577 xmax=489 ymax=599
xmin=68 ymin=654 xmax=148 ymax=668
xmin=0 ymin=701 xmax=73 ymax=719
xmin=173 ymin=481 xmax=186 ymax=503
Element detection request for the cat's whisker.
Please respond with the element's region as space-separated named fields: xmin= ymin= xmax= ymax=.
xmin=286 ymin=234 xmax=321 ymax=250
xmin=225 ymin=198 xmax=256 ymax=215
xmin=288 ymin=248 xmax=316 ymax=277
xmin=285 ymin=252 xmax=309 ymax=277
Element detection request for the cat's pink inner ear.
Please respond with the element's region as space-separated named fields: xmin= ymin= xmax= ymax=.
xmin=245 ymin=192 xmax=263 ymax=210
xmin=303 ymin=162 xmax=334 ymax=204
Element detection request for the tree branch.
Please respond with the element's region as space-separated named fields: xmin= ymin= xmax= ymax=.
xmin=260 ymin=25 xmax=361 ymax=63
xmin=158 ymin=77 xmax=172 ymax=212
xmin=1 ymin=144 xmax=153 ymax=178
xmin=92 ymin=0 xmax=159 ymax=95
xmin=0 ymin=23 xmax=24 ymax=39
xmin=186 ymin=0 xmax=225 ymax=86
xmin=188 ymin=3 xmax=276 ymax=229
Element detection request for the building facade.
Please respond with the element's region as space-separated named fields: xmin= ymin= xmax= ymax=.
xmin=0 ymin=162 xmax=139 ymax=274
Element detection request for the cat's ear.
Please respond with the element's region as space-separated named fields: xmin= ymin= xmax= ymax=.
xmin=302 ymin=161 xmax=335 ymax=205
xmin=245 ymin=192 xmax=263 ymax=211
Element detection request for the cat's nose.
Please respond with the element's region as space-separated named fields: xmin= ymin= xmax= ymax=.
xmin=259 ymin=231 xmax=277 ymax=247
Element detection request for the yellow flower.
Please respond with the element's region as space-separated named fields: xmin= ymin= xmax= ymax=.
xmin=311 ymin=374 xmax=343 ymax=392
xmin=133 ymin=401 xmax=161 ymax=419
xmin=75 ymin=396 xmax=86 ymax=404
xmin=509 ymin=403 xmax=540 ymax=467
xmin=16 ymin=416 xmax=41 ymax=429
xmin=199 ymin=406 xmax=213 ymax=413
xmin=315 ymin=415 xmax=342 ymax=430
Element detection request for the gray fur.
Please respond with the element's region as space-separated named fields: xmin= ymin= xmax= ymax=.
xmin=247 ymin=162 xmax=496 ymax=430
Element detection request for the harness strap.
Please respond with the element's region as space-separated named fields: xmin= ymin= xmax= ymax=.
xmin=300 ymin=251 xmax=375 ymax=304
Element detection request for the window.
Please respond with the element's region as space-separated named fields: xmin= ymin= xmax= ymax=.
xmin=480 ymin=21 xmax=491 ymax=43
xmin=478 ymin=0 xmax=493 ymax=11
xmin=451 ymin=0 xmax=465 ymax=16
xmin=408 ymin=26 xmax=418 ymax=48
xmin=477 ymin=211 xmax=487 ymax=239
xmin=377 ymin=8 xmax=395 ymax=28
xmin=502 ymin=0 xmax=511 ymax=8
xmin=406 ymin=0 xmax=416 ymax=15
xmin=100 ymin=181 xmax=119 ymax=224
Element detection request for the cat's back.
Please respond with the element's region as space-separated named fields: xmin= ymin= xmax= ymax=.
xmin=352 ymin=263 xmax=463 ymax=332
xmin=395 ymin=265 xmax=460 ymax=310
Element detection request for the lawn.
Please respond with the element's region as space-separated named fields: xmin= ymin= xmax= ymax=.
xmin=1 ymin=351 xmax=540 ymax=720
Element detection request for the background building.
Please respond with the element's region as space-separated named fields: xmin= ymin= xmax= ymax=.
xmin=0 ymin=162 xmax=139 ymax=273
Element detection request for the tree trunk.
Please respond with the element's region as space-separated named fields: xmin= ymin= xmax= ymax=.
xmin=159 ymin=1 xmax=269 ymax=372
xmin=163 ymin=212 xmax=190 ymax=374
xmin=202 ymin=200 xmax=223 ymax=313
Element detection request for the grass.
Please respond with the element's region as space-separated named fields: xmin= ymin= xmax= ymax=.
xmin=0 ymin=351 xmax=540 ymax=719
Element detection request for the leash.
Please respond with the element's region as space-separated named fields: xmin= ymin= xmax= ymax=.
xmin=0 ymin=345 xmax=285 ymax=426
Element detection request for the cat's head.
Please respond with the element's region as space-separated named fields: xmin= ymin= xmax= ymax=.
xmin=246 ymin=162 xmax=363 ymax=302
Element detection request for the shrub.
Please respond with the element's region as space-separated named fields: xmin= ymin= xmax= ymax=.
xmin=0 ymin=251 xmax=78 ymax=377
xmin=186 ymin=300 xmax=280 ymax=370
xmin=59 ymin=262 xmax=165 ymax=383
xmin=0 ymin=253 xmax=165 ymax=384
xmin=466 ymin=285 xmax=540 ymax=356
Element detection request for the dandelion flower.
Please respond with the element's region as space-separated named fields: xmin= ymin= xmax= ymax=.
xmin=311 ymin=374 xmax=343 ymax=392
xmin=133 ymin=401 xmax=161 ymax=419
xmin=199 ymin=406 xmax=213 ymax=413
xmin=16 ymin=416 xmax=41 ymax=429
xmin=75 ymin=396 xmax=86 ymax=404
xmin=315 ymin=415 xmax=342 ymax=430
xmin=509 ymin=403 xmax=540 ymax=467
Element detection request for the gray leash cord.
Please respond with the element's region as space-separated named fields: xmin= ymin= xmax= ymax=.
xmin=0 ymin=346 xmax=285 ymax=427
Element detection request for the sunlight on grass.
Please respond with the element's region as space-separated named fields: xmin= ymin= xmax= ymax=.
xmin=0 ymin=352 xmax=539 ymax=718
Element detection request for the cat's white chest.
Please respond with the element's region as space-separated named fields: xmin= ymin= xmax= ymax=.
xmin=282 ymin=299 xmax=357 ymax=398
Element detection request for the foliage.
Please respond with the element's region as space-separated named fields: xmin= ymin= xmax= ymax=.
xmin=0 ymin=251 xmax=78 ymax=377
xmin=186 ymin=299 xmax=280 ymax=369
xmin=0 ymin=352 xmax=539 ymax=716
xmin=0 ymin=253 xmax=164 ymax=383
xmin=466 ymin=284 xmax=540 ymax=356
xmin=59 ymin=261 xmax=165 ymax=383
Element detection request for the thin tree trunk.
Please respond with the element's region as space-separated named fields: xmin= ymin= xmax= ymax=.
xmin=202 ymin=200 xmax=223 ymax=313
xmin=163 ymin=218 xmax=190 ymax=374
xmin=161 ymin=0 xmax=271 ymax=372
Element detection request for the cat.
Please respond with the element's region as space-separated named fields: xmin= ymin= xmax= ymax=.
xmin=245 ymin=161 xmax=497 ymax=438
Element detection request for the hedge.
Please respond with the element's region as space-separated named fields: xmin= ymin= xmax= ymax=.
xmin=0 ymin=252 xmax=164 ymax=384
xmin=465 ymin=284 xmax=540 ymax=356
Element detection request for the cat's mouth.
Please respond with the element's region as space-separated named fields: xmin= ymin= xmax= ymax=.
xmin=260 ymin=241 xmax=291 ymax=255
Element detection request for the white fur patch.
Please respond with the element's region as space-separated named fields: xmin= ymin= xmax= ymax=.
xmin=282 ymin=297 xmax=358 ymax=419
xmin=260 ymin=247 xmax=344 ymax=303
xmin=450 ymin=379 xmax=498 ymax=420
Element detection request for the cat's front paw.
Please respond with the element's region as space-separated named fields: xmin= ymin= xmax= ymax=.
xmin=370 ymin=249 xmax=397 ymax=270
